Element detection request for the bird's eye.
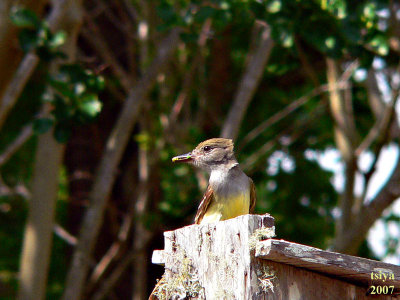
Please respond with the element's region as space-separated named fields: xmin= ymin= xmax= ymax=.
xmin=203 ymin=146 xmax=212 ymax=152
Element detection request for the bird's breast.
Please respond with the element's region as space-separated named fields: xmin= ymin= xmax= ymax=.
xmin=200 ymin=191 xmax=250 ymax=224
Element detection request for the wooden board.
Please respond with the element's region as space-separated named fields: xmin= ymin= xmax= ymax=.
xmin=256 ymin=239 xmax=400 ymax=290
xmin=259 ymin=260 xmax=400 ymax=300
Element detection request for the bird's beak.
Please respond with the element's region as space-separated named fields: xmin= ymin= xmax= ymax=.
xmin=172 ymin=152 xmax=193 ymax=163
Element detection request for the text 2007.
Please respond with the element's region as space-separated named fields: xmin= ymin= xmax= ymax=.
xmin=369 ymin=285 xmax=394 ymax=294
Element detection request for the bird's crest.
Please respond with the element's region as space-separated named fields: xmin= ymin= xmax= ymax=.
xmin=195 ymin=138 xmax=234 ymax=152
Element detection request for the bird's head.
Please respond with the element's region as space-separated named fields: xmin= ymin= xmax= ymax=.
xmin=172 ymin=138 xmax=236 ymax=172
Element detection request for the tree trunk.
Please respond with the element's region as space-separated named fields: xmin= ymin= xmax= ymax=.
xmin=17 ymin=130 xmax=65 ymax=300
xmin=17 ymin=0 xmax=83 ymax=298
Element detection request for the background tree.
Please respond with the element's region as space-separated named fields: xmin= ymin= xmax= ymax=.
xmin=0 ymin=0 xmax=399 ymax=299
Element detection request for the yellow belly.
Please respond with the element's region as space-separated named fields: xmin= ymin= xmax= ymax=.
xmin=200 ymin=192 xmax=250 ymax=224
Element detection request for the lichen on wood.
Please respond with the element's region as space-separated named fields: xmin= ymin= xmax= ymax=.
xmin=152 ymin=214 xmax=275 ymax=299
xmin=152 ymin=242 xmax=204 ymax=299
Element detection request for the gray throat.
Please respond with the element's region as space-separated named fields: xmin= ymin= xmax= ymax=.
xmin=209 ymin=163 xmax=250 ymax=199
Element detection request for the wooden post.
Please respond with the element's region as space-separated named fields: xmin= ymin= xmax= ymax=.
xmin=151 ymin=214 xmax=400 ymax=299
xmin=151 ymin=214 xmax=275 ymax=299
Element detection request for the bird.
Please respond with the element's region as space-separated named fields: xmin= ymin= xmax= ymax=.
xmin=148 ymin=138 xmax=256 ymax=299
xmin=172 ymin=138 xmax=256 ymax=224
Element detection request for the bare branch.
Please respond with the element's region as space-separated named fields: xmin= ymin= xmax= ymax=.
xmin=358 ymin=66 xmax=400 ymax=205
xmin=91 ymin=251 xmax=136 ymax=300
xmin=81 ymin=25 xmax=131 ymax=92
xmin=242 ymin=102 xmax=326 ymax=172
xmin=239 ymin=60 xmax=358 ymax=150
xmin=87 ymin=142 xmax=152 ymax=296
xmin=163 ymin=19 xmax=212 ymax=150
xmin=53 ymin=224 xmax=77 ymax=246
xmin=356 ymin=87 xmax=399 ymax=157
xmin=332 ymin=28 xmax=400 ymax=253
xmin=0 ymin=54 xmax=39 ymax=130
xmin=87 ymin=220 xmax=130 ymax=291
xmin=120 ymin=0 xmax=139 ymax=22
xmin=238 ymin=81 xmax=349 ymax=151
xmin=0 ymin=124 xmax=33 ymax=167
xmin=220 ymin=23 xmax=274 ymax=140
xmin=0 ymin=0 xmax=70 ymax=131
xmin=294 ymin=36 xmax=321 ymax=87
xmin=132 ymin=142 xmax=151 ymax=300
xmin=62 ymin=28 xmax=181 ymax=300
xmin=327 ymin=59 xmax=358 ymax=161
xmin=334 ymin=154 xmax=400 ymax=254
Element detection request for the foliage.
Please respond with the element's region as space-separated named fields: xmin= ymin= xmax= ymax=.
xmin=44 ymin=64 xmax=104 ymax=142
xmin=10 ymin=7 xmax=66 ymax=60
xmin=11 ymin=7 xmax=105 ymax=143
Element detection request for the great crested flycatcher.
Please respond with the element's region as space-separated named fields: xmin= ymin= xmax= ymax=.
xmin=149 ymin=138 xmax=256 ymax=299
xmin=172 ymin=138 xmax=256 ymax=224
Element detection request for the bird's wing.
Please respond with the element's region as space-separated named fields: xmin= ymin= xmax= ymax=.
xmin=195 ymin=185 xmax=214 ymax=224
xmin=249 ymin=178 xmax=256 ymax=214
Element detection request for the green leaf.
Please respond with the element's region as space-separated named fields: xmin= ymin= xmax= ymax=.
xmin=369 ymin=35 xmax=389 ymax=56
xmin=266 ymin=0 xmax=282 ymax=14
xmin=33 ymin=118 xmax=54 ymax=134
xmin=48 ymin=31 xmax=67 ymax=49
xmin=363 ymin=3 xmax=376 ymax=20
xmin=10 ymin=7 xmax=40 ymax=28
xmin=93 ymin=76 xmax=105 ymax=91
xmin=78 ymin=94 xmax=102 ymax=118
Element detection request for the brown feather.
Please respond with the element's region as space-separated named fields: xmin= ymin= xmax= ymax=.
xmin=194 ymin=185 xmax=214 ymax=224
xmin=249 ymin=178 xmax=256 ymax=214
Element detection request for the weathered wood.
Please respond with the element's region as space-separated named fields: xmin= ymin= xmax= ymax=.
xmin=260 ymin=261 xmax=399 ymax=300
xmin=151 ymin=214 xmax=400 ymax=299
xmin=256 ymin=239 xmax=400 ymax=289
xmin=152 ymin=214 xmax=275 ymax=299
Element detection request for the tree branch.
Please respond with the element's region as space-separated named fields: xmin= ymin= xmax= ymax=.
xmin=357 ymin=65 xmax=400 ymax=210
xmin=53 ymin=223 xmax=77 ymax=246
xmin=331 ymin=58 xmax=400 ymax=254
xmin=220 ymin=22 xmax=274 ymax=140
xmin=242 ymin=102 xmax=326 ymax=172
xmin=238 ymin=81 xmax=350 ymax=151
xmin=81 ymin=24 xmax=131 ymax=92
xmin=0 ymin=124 xmax=33 ymax=167
xmin=334 ymin=153 xmax=400 ymax=254
xmin=91 ymin=251 xmax=136 ymax=300
xmin=326 ymin=58 xmax=359 ymax=245
xmin=0 ymin=0 xmax=70 ymax=131
xmin=356 ymin=85 xmax=399 ymax=157
xmin=132 ymin=141 xmax=151 ymax=300
xmin=61 ymin=28 xmax=181 ymax=300
xmin=294 ymin=36 xmax=321 ymax=87
xmin=334 ymin=65 xmax=400 ymax=254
